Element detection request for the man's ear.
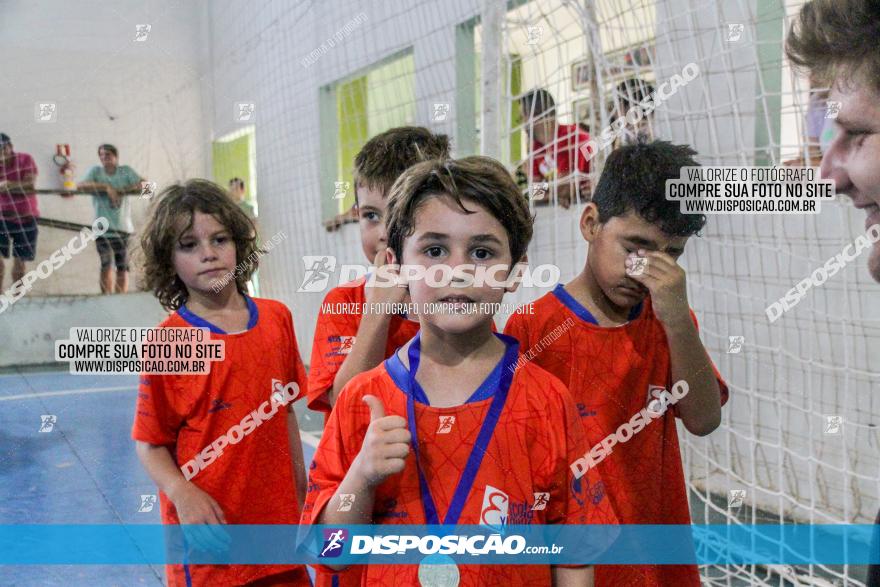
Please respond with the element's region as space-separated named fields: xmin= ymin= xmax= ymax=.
xmin=580 ymin=202 xmax=601 ymax=243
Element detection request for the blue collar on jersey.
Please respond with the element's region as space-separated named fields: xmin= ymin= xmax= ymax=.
xmin=384 ymin=332 xmax=520 ymax=405
xmin=551 ymin=283 xmax=642 ymax=325
xmin=177 ymin=295 xmax=258 ymax=335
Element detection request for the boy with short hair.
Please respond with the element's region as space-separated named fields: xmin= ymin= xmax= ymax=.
xmin=306 ymin=126 xmax=450 ymax=587
xmin=307 ymin=127 xmax=450 ymax=414
xmin=302 ymin=156 xmax=617 ymax=586
xmin=519 ymin=88 xmax=592 ymax=208
xmin=505 ymin=140 xmax=729 ymax=586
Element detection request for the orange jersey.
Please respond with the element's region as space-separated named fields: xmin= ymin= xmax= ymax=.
xmin=307 ymin=277 xmax=420 ymax=414
xmin=302 ymin=334 xmax=618 ymax=586
xmin=132 ymin=296 xmax=310 ymax=587
xmin=504 ymin=285 xmax=729 ymax=587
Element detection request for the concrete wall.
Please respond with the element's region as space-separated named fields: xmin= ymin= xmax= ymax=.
xmin=0 ymin=292 xmax=168 ymax=367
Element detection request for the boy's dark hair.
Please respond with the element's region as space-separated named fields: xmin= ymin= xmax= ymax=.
xmin=592 ymin=141 xmax=706 ymax=237
xmin=229 ymin=177 xmax=245 ymax=189
xmin=353 ymin=126 xmax=450 ymax=197
xmin=519 ymin=88 xmax=556 ymax=119
xmin=139 ymin=179 xmax=259 ymax=311
xmin=785 ymin=0 xmax=880 ymax=94
xmin=385 ymin=156 xmax=533 ymax=264
xmin=0 ymin=133 xmax=11 ymax=146
xmin=98 ymin=144 xmax=118 ymax=157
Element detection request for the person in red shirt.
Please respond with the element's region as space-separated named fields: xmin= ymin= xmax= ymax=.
xmin=0 ymin=133 xmax=39 ymax=292
xmin=505 ymin=141 xmax=728 ymax=587
xmin=132 ymin=179 xmax=310 ymax=586
xmin=302 ymin=156 xmax=618 ymax=586
xmin=519 ymin=89 xmax=591 ymax=208
xmin=308 ymin=127 xmax=449 ymax=415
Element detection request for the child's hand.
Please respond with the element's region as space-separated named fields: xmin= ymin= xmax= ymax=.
xmin=365 ymin=247 xmax=408 ymax=307
xmin=352 ymin=395 xmax=411 ymax=486
xmin=624 ymin=250 xmax=690 ymax=328
xmin=170 ymin=482 xmax=230 ymax=552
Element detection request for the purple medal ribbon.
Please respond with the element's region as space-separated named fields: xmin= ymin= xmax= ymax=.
xmin=404 ymin=332 xmax=518 ymax=525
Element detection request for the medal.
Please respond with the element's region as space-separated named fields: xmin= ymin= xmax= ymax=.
xmin=418 ymin=553 xmax=460 ymax=587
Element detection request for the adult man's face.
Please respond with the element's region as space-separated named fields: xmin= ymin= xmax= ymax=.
xmin=99 ymin=147 xmax=118 ymax=168
xmin=0 ymin=143 xmax=13 ymax=161
xmin=820 ymin=78 xmax=880 ymax=281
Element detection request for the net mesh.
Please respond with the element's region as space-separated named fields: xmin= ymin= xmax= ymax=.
xmin=246 ymin=1 xmax=877 ymax=584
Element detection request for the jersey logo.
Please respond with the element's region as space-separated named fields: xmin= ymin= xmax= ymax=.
xmin=328 ymin=335 xmax=355 ymax=355
xmin=436 ymin=415 xmax=456 ymax=434
xmin=532 ymin=492 xmax=550 ymax=511
xmin=480 ymin=485 xmax=509 ymax=531
xmin=207 ymin=398 xmax=232 ymax=413
xmin=576 ymin=403 xmax=597 ymax=418
xmin=375 ymin=497 xmax=408 ymax=520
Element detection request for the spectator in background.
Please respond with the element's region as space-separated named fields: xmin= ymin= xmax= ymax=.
xmin=77 ymin=144 xmax=144 ymax=294
xmin=0 ymin=133 xmax=39 ymax=294
xmin=612 ymin=77 xmax=656 ymax=148
xmin=229 ymin=177 xmax=256 ymax=220
xmin=228 ymin=177 xmax=259 ymax=295
xmin=519 ymin=88 xmax=591 ymax=208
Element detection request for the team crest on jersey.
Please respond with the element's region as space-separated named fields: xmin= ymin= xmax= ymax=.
xmin=479 ymin=485 xmax=509 ymax=531
xmin=645 ymin=384 xmax=668 ymax=414
xmin=436 ymin=415 xmax=456 ymax=434
xmin=328 ymin=335 xmax=355 ymax=356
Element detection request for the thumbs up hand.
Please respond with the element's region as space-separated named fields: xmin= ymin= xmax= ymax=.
xmin=353 ymin=395 xmax=411 ymax=486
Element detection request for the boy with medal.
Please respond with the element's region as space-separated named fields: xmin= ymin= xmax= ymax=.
xmin=302 ymin=157 xmax=618 ymax=586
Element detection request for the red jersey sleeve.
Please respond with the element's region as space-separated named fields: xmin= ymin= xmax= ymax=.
xmin=131 ymin=373 xmax=184 ymax=446
xmin=307 ymin=287 xmax=361 ymax=413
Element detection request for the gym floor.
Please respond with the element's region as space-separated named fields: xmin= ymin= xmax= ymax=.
xmin=0 ymin=366 xmax=320 ymax=586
